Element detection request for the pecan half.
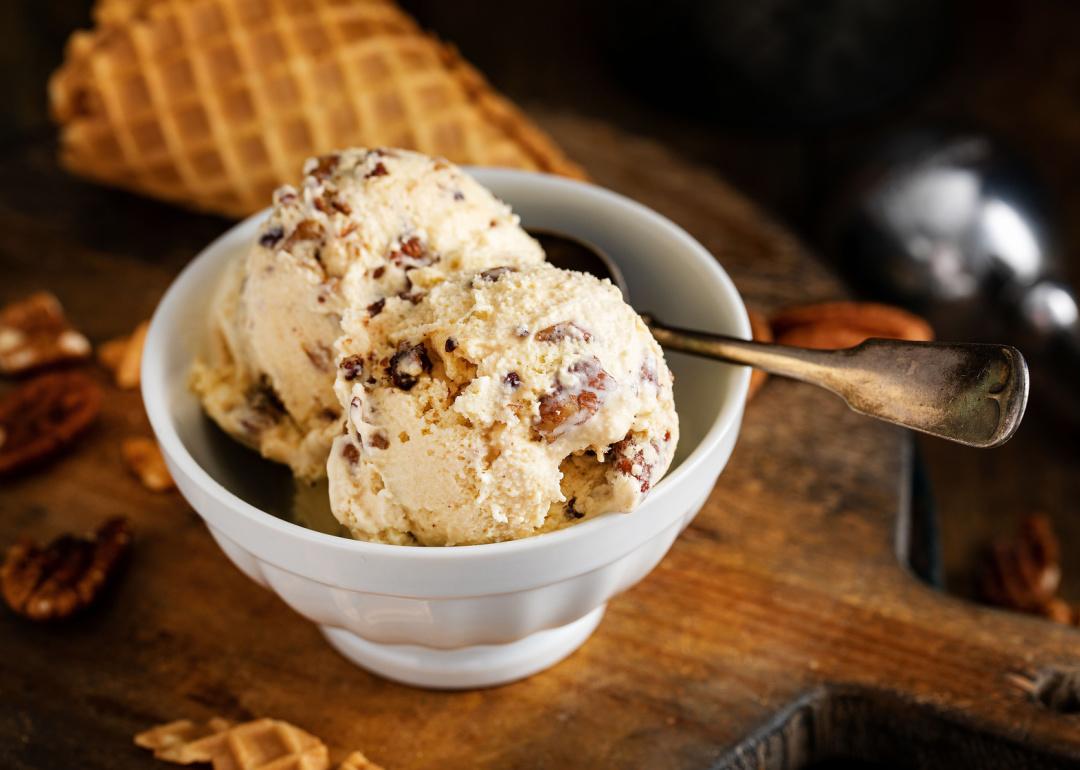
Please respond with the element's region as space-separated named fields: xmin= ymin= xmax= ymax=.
xmin=534 ymin=357 xmax=614 ymax=441
xmin=0 ymin=292 xmax=91 ymax=375
xmin=535 ymin=322 xmax=591 ymax=344
xmin=775 ymin=322 xmax=880 ymax=351
xmin=1 ymin=516 xmax=132 ymax=621
xmin=0 ymin=371 xmax=102 ymax=475
xmin=772 ymin=301 xmax=933 ymax=349
xmin=979 ymin=513 xmax=1064 ymax=616
xmin=388 ymin=344 xmax=431 ymax=391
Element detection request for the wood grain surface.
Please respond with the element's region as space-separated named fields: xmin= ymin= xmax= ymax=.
xmin=2 ymin=116 xmax=1079 ymax=770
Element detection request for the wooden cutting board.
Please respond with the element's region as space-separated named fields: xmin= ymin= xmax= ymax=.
xmin=2 ymin=115 xmax=1078 ymax=770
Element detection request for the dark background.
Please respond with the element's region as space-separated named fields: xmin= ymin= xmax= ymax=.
xmin=3 ymin=0 xmax=1078 ymax=598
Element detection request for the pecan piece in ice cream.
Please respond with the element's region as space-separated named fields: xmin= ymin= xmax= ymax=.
xmin=387 ymin=343 xmax=431 ymax=391
xmin=282 ymin=219 xmax=324 ymax=251
xmin=534 ymin=357 xmax=614 ymax=441
xmin=535 ymin=322 xmax=592 ymax=344
xmin=608 ymin=433 xmax=660 ymax=493
xmin=1 ymin=516 xmax=132 ymax=621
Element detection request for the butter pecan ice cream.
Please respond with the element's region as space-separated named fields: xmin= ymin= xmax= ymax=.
xmin=327 ymin=262 xmax=679 ymax=545
xmin=192 ymin=148 xmax=543 ymax=479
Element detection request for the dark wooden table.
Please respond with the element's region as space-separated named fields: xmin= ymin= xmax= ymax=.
xmin=3 ymin=2 xmax=1080 ymax=768
xmin=4 ymin=108 xmax=1080 ymax=768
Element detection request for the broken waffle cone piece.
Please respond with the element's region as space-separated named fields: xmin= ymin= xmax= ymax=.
xmin=49 ymin=0 xmax=585 ymax=217
xmin=122 ymin=436 xmax=175 ymax=491
xmin=338 ymin=751 xmax=385 ymax=770
xmin=136 ymin=717 xmax=329 ymax=769
xmin=0 ymin=292 xmax=91 ymax=375
xmin=135 ymin=717 xmax=235 ymax=754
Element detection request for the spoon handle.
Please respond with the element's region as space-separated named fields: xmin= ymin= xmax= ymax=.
xmin=644 ymin=317 xmax=1029 ymax=448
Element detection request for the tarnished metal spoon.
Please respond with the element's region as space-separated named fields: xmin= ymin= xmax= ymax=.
xmin=532 ymin=229 xmax=1029 ymax=449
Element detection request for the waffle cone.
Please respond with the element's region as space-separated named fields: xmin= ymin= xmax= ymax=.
xmin=135 ymin=717 xmax=329 ymax=769
xmin=50 ymin=0 xmax=585 ymax=217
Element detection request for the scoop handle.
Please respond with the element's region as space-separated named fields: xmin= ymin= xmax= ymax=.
xmin=644 ymin=316 xmax=1029 ymax=448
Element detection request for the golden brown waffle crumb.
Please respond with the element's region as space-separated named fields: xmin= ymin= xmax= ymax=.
xmin=97 ymin=334 xmax=128 ymax=372
xmin=134 ymin=717 xmax=235 ymax=754
xmin=338 ymin=751 xmax=385 ymax=770
xmin=49 ymin=0 xmax=585 ymax=217
xmin=121 ymin=436 xmax=175 ymax=491
xmin=98 ymin=320 xmax=148 ymax=388
xmin=136 ymin=717 xmax=329 ymax=769
xmin=117 ymin=321 xmax=148 ymax=389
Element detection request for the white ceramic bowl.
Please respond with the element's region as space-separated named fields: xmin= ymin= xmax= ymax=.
xmin=143 ymin=169 xmax=750 ymax=689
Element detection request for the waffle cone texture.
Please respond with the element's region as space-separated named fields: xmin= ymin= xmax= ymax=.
xmin=50 ymin=0 xmax=585 ymax=217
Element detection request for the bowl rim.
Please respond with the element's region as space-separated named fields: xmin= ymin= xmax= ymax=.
xmin=142 ymin=168 xmax=751 ymax=561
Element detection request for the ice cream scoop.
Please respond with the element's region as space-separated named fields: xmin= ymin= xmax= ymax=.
xmin=327 ymin=262 xmax=678 ymax=545
xmin=191 ymin=148 xmax=544 ymax=480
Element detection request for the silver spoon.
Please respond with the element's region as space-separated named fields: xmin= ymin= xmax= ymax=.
xmin=531 ymin=229 xmax=1029 ymax=449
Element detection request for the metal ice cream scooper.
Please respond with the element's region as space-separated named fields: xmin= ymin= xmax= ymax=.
xmin=825 ymin=129 xmax=1080 ymax=423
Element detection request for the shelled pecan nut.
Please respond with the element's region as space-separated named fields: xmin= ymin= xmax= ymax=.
xmin=1 ymin=516 xmax=132 ymax=621
xmin=0 ymin=370 xmax=102 ymax=474
xmin=978 ymin=513 xmax=1072 ymax=622
xmin=772 ymin=301 xmax=934 ymax=349
xmin=0 ymin=292 xmax=91 ymax=375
